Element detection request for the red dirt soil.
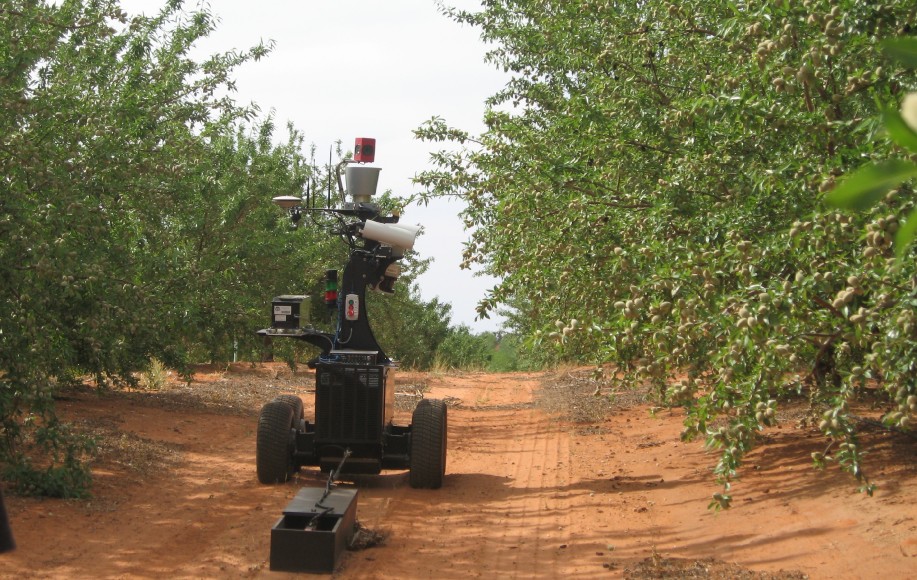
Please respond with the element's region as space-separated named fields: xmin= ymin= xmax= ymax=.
xmin=1 ymin=365 xmax=915 ymax=579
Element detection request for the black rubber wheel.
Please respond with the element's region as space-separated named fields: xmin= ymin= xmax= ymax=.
xmin=409 ymin=398 xmax=447 ymax=489
xmin=256 ymin=401 xmax=295 ymax=484
xmin=273 ymin=394 xmax=304 ymax=427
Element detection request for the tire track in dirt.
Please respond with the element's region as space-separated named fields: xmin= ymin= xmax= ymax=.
xmin=479 ymin=406 xmax=571 ymax=577
xmin=340 ymin=373 xmax=575 ymax=579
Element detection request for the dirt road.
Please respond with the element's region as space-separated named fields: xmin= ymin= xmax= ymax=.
xmin=1 ymin=366 xmax=915 ymax=578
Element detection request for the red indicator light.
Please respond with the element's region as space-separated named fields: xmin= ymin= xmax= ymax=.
xmin=354 ymin=138 xmax=375 ymax=163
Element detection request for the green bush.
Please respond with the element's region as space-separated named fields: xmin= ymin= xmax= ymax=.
xmin=435 ymin=326 xmax=493 ymax=370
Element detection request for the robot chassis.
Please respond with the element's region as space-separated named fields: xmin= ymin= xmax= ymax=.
xmin=255 ymin=140 xmax=447 ymax=490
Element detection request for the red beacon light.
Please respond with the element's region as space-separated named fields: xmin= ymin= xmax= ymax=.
xmin=353 ymin=137 xmax=375 ymax=163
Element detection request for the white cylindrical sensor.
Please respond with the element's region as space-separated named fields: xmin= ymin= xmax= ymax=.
xmin=360 ymin=220 xmax=417 ymax=250
xmin=389 ymin=222 xmax=421 ymax=238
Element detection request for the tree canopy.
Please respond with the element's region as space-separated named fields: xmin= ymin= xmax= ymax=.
xmin=418 ymin=0 xmax=917 ymax=504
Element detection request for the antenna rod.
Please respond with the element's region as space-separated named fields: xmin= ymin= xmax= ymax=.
xmin=305 ymin=175 xmax=311 ymax=209
xmin=327 ymin=146 xmax=332 ymax=208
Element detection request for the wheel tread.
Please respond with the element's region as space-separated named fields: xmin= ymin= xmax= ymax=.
xmin=256 ymin=401 xmax=294 ymax=484
xmin=409 ymin=398 xmax=448 ymax=489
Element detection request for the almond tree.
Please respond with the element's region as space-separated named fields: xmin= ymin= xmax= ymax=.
xmin=418 ymin=0 xmax=916 ymax=504
xmin=0 ymin=0 xmax=314 ymax=495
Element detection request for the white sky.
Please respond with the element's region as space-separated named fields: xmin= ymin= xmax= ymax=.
xmin=118 ymin=0 xmax=509 ymax=332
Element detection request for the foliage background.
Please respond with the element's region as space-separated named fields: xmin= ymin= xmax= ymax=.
xmin=416 ymin=0 xmax=917 ymax=504
xmin=0 ymin=0 xmax=474 ymax=496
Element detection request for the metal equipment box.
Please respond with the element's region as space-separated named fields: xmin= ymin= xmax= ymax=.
xmin=271 ymin=295 xmax=309 ymax=330
xmin=269 ymin=487 xmax=358 ymax=573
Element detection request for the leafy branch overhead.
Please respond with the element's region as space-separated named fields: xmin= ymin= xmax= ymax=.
xmin=827 ymin=37 xmax=917 ymax=256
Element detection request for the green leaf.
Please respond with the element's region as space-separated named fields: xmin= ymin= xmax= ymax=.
xmin=895 ymin=206 xmax=917 ymax=258
xmin=826 ymin=160 xmax=917 ymax=211
xmin=883 ymin=108 xmax=917 ymax=154
xmin=881 ymin=37 xmax=917 ymax=69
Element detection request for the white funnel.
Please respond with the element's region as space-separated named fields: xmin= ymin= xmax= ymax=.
xmin=345 ymin=166 xmax=381 ymax=203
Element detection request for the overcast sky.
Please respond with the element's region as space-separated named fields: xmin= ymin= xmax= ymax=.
xmin=118 ymin=0 xmax=509 ymax=331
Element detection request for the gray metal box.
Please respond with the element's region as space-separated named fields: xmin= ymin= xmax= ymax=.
xmin=271 ymin=295 xmax=309 ymax=329
xmin=269 ymin=487 xmax=358 ymax=573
